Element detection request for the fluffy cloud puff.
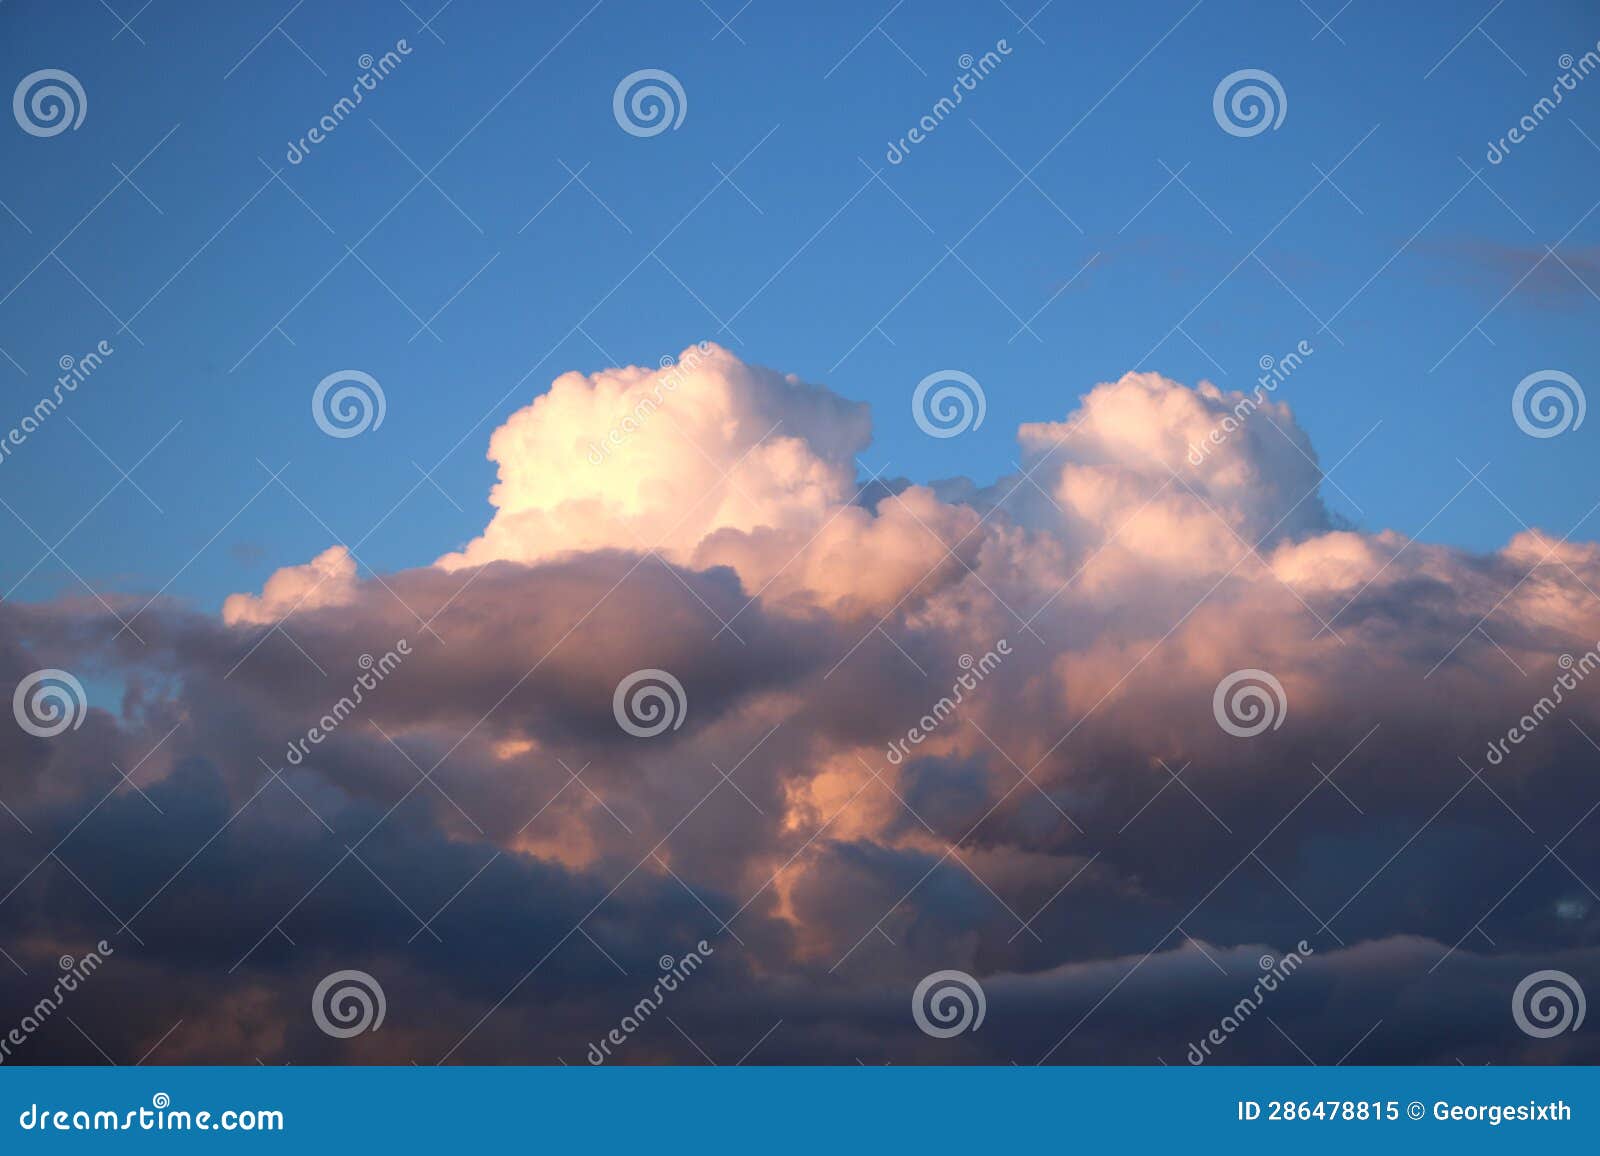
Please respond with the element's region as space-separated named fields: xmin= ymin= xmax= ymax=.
xmin=2 ymin=346 xmax=1597 ymax=1064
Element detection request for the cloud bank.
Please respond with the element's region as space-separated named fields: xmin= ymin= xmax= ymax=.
xmin=2 ymin=345 xmax=1597 ymax=1064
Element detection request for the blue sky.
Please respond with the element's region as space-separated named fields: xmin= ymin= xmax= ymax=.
xmin=0 ymin=0 xmax=1595 ymax=611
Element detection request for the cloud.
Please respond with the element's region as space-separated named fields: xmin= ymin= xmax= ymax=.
xmin=222 ymin=545 xmax=358 ymax=626
xmin=4 ymin=345 xmax=1599 ymax=1064
xmin=1423 ymin=239 xmax=1600 ymax=309
xmin=434 ymin=343 xmax=871 ymax=571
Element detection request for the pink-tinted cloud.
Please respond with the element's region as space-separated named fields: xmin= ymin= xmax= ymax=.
xmin=6 ymin=346 xmax=1599 ymax=1064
